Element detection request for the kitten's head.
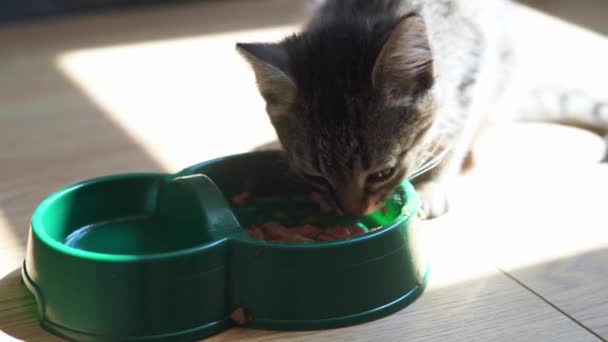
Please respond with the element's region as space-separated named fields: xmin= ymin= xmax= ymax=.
xmin=237 ymin=14 xmax=435 ymax=216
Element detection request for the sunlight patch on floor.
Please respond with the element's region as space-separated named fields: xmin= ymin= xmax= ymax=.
xmin=55 ymin=26 xmax=296 ymax=172
xmin=424 ymin=123 xmax=608 ymax=289
xmin=464 ymin=125 xmax=608 ymax=271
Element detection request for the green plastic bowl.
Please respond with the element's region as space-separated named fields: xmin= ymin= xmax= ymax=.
xmin=22 ymin=151 xmax=428 ymax=341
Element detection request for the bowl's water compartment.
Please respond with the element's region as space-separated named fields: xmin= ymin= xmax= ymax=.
xmin=63 ymin=215 xmax=207 ymax=254
xmin=37 ymin=174 xmax=214 ymax=255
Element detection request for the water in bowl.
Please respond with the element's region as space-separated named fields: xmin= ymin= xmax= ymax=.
xmin=63 ymin=215 xmax=208 ymax=255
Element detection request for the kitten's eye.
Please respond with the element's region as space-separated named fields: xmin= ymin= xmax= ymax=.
xmin=367 ymin=167 xmax=395 ymax=184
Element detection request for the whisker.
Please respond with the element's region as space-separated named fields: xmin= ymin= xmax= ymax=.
xmin=411 ymin=144 xmax=438 ymax=174
xmin=410 ymin=134 xmax=446 ymax=176
xmin=408 ymin=146 xmax=451 ymax=180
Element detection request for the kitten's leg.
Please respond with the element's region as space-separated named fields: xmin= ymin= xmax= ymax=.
xmin=411 ymin=1 xmax=508 ymax=219
xmin=412 ymin=147 xmax=467 ymax=220
xmin=413 ymin=177 xmax=450 ymax=220
xmin=412 ymin=109 xmax=487 ymax=219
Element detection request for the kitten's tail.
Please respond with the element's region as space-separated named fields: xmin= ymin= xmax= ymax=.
xmin=517 ymin=88 xmax=608 ymax=135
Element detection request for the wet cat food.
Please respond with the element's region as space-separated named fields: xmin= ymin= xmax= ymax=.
xmin=232 ymin=190 xmax=376 ymax=243
xmin=245 ymin=221 xmax=366 ymax=243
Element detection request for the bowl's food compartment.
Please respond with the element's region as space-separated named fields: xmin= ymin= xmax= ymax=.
xmin=37 ymin=175 xmax=213 ymax=255
xmin=231 ymin=192 xmax=406 ymax=243
xmin=243 ymin=221 xmax=367 ymax=243
xmin=190 ymin=152 xmax=408 ymax=243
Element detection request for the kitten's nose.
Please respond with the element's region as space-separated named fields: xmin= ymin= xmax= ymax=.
xmin=337 ymin=194 xmax=378 ymax=217
xmin=334 ymin=179 xmax=382 ymax=216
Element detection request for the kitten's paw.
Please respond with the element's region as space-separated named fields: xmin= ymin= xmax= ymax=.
xmin=415 ymin=181 xmax=450 ymax=220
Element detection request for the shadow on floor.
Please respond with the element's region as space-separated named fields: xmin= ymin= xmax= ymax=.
xmin=0 ymin=0 xmax=307 ymax=54
xmin=0 ymin=269 xmax=61 ymax=341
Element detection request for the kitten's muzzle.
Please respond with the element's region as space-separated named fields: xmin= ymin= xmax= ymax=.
xmin=336 ymin=190 xmax=381 ymax=217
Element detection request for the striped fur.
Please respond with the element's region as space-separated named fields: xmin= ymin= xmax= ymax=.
xmin=238 ymin=0 xmax=608 ymax=218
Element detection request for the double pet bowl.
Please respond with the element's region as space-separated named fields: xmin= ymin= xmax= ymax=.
xmin=22 ymin=151 xmax=429 ymax=341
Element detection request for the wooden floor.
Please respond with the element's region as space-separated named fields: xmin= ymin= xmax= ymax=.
xmin=1 ymin=1 xmax=607 ymax=341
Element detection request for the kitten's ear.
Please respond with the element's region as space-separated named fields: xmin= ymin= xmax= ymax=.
xmin=372 ymin=15 xmax=434 ymax=99
xmin=236 ymin=43 xmax=297 ymax=118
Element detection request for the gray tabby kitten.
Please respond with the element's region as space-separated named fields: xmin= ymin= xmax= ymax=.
xmin=236 ymin=0 xmax=608 ymax=219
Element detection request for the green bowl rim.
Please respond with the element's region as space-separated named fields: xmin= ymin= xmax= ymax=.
xmin=30 ymin=152 xmax=419 ymax=263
